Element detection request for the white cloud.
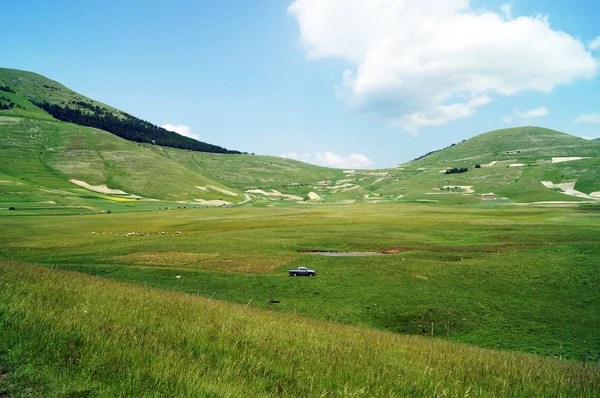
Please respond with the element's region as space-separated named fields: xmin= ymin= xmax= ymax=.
xmin=289 ymin=0 xmax=598 ymax=133
xmin=282 ymin=151 xmax=374 ymax=168
xmin=589 ymin=36 xmax=600 ymax=51
xmin=515 ymin=107 xmax=548 ymax=118
xmin=500 ymin=4 xmax=512 ymax=20
xmin=315 ymin=151 xmax=374 ymax=168
xmin=574 ymin=113 xmax=600 ymax=124
xmin=504 ymin=106 xmax=548 ymax=123
xmin=161 ymin=124 xmax=201 ymax=140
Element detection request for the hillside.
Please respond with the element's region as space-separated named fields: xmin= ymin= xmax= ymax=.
xmin=0 ymin=115 xmax=248 ymax=210
xmin=0 ymin=68 xmax=240 ymax=154
xmin=1 ymin=68 xmax=600 ymax=211
xmin=412 ymin=126 xmax=600 ymax=162
xmin=0 ymin=68 xmax=350 ymax=212
xmin=369 ymin=127 xmax=600 ymax=205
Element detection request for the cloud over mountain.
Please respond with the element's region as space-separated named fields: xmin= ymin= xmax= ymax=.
xmin=289 ymin=0 xmax=598 ymax=133
xmin=161 ymin=124 xmax=200 ymax=140
xmin=282 ymin=151 xmax=374 ymax=168
xmin=574 ymin=113 xmax=600 ymax=124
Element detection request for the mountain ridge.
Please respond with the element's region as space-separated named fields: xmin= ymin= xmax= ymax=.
xmin=1 ymin=68 xmax=599 ymax=212
xmin=0 ymin=67 xmax=242 ymax=154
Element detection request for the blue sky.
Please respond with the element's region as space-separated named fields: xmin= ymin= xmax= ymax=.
xmin=3 ymin=0 xmax=600 ymax=168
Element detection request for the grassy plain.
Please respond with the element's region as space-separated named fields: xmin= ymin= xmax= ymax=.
xmin=2 ymin=258 xmax=600 ymax=397
xmin=1 ymin=204 xmax=598 ymax=363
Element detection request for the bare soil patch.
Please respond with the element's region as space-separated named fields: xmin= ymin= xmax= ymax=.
xmin=246 ymin=189 xmax=303 ymax=201
xmin=211 ymin=255 xmax=296 ymax=273
xmin=300 ymin=247 xmax=409 ymax=256
xmin=69 ymin=179 xmax=128 ymax=195
xmin=206 ymin=185 xmax=237 ymax=196
xmin=308 ymin=192 xmax=321 ymax=200
xmin=381 ymin=247 xmax=410 ymax=254
xmin=551 ymin=157 xmax=585 ymax=164
xmin=112 ymin=252 xmax=218 ymax=266
xmin=194 ymin=199 xmax=233 ymax=206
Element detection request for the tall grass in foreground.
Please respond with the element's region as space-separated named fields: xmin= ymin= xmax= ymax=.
xmin=1 ymin=259 xmax=598 ymax=397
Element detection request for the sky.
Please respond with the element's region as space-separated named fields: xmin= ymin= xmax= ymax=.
xmin=3 ymin=0 xmax=600 ymax=169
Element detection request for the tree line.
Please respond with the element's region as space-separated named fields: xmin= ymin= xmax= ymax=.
xmin=0 ymin=96 xmax=15 ymax=110
xmin=445 ymin=167 xmax=469 ymax=174
xmin=32 ymin=100 xmax=243 ymax=154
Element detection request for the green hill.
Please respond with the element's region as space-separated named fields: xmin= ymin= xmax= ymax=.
xmin=372 ymin=127 xmax=600 ymax=204
xmin=0 ymin=68 xmax=352 ymax=212
xmin=1 ymin=68 xmax=600 ymax=211
xmin=0 ymin=114 xmax=249 ymax=210
xmin=0 ymin=68 xmax=248 ymax=211
xmin=0 ymin=68 xmax=240 ymax=154
xmin=412 ymin=126 xmax=600 ymax=162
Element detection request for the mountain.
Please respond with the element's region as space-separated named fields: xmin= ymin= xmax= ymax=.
xmin=411 ymin=126 xmax=600 ymax=162
xmin=1 ymin=68 xmax=599 ymax=213
xmin=0 ymin=68 xmax=241 ymax=154
xmin=377 ymin=126 xmax=600 ymax=203
xmin=0 ymin=68 xmax=351 ymax=213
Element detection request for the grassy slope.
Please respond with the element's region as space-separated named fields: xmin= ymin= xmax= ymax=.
xmin=143 ymin=145 xmax=376 ymax=204
xmin=0 ymin=68 xmax=122 ymax=116
xmin=0 ymin=67 xmax=360 ymax=206
xmin=3 ymin=68 xmax=600 ymax=205
xmin=376 ymin=127 xmax=600 ymax=203
xmin=411 ymin=126 xmax=600 ymax=163
xmin=1 ymin=259 xmax=598 ymax=397
xmin=0 ymin=68 xmax=249 ymax=205
xmin=145 ymin=145 xmax=346 ymax=190
xmin=0 ymin=116 xmax=245 ymax=205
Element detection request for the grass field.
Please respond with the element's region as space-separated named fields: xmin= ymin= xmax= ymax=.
xmin=1 ymin=204 xmax=598 ymax=363
xmin=2 ymin=259 xmax=599 ymax=397
xmin=2 ymin=68 xmax=600 ymax=395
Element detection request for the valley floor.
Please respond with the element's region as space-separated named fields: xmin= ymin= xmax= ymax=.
xmin=1 ymin=203 xmax=599 ymax=395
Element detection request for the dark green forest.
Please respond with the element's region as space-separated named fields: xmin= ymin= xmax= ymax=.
xmin=32 ymin=100 xmax=243 ymax=154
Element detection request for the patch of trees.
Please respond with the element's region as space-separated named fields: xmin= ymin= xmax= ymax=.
xmin=42 ymin=84 xmax=61 ymax=91
xmin=32 ymin=100 xmax=244 ymax=154
xmin=0 ymin=86 xmax=16 ymax=94
xmin=445 ymin=167 xmax=469 ymax=174
xmin=69 ymin=100 xmax=108 ymax=115
xmin=0 ymin=96 xmax=15 ymax=110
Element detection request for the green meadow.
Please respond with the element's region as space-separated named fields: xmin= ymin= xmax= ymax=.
xmin=1 ymin=204 xmax=600 ymax=396
xmin=2 ymin=205 xmax=599 ymax=351
xmin=1 ymin=257 xmax=599 ymax=397
xmin=2 ymin=67 xmax=600 ymax=395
